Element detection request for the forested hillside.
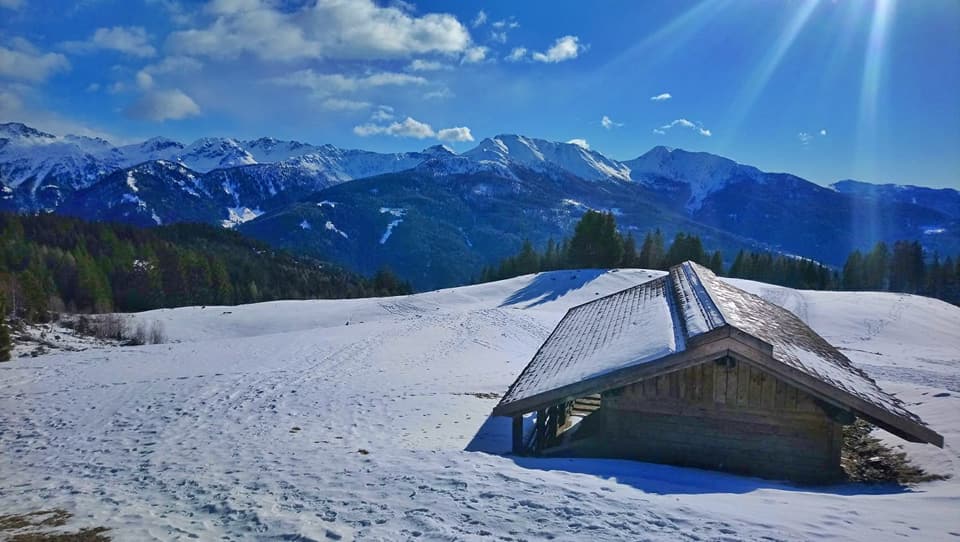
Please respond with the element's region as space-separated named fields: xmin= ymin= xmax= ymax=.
xmin=482 ymin=210 xmax=960 ymax=306
xmin=0 ymin=213 xmax=410 ymax=321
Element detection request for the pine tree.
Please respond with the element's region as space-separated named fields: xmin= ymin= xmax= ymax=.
xmin=889 ymin=240 xmax=924 ymax=293
xmin=842 ymin=250 xmax=865 ymax=290
xmin=566 ymin=210 xmax=623 ymax=268
xmin=514 ymin=240 xmax=540 ymax=275
xmin=864 ymin=242 xmax=889 ymax=290
xmin=621 ymin=233 xmax=638 ymax=267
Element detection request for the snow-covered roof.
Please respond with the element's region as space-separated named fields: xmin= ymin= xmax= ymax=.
xmin=494 ymin=262 xmax=943 ymax=446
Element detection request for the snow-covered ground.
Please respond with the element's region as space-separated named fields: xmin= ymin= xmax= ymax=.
xmin=1 ymin=269 xmax=959 ymax=540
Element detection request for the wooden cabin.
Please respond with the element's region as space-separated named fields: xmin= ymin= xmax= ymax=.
xmin=492 ymin=261 xmax=943 ymax=483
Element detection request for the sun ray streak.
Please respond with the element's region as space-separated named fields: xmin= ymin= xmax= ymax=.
xmin=719 ymin=0 xmax=821 ymax=146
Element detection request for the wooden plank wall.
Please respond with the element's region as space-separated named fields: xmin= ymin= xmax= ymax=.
xmin=599 ymin=358 xmax=844 ymax=483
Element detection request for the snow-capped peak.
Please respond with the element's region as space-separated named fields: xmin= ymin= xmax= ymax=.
xmin=624 ymin=146 xmax=763 ymax=210
xmin=463 ymin=134 xmax=632 ymax=182
xmin=0 ymin=122 xmax=57 ymax=141
xmin=421 ymin=144 xmax=456 ymax=157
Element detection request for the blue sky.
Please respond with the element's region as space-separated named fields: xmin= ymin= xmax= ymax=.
xmin=1 ymin=0 xmax=958 ymax=188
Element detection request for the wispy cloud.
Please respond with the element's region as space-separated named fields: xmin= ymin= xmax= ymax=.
xmin=269 ymin=70 xmax=427 ymax=96
xmin=370 ymin=106 xmax=394 ymax=121
xmin=799 ymin=129 xmax=827 ymax=144
xmin=532 ymin=35 xmax=584 ymax=63
xmin=653 ymin=118 xmax=711 ymax=136
xmin=472 ymin=10 xmax=487 ymax=28
xmin=601 ymin=115 xmax=622 ymax=130
xmin=492 ymin=19 xmax=520 ymax=30
xmin=650 ymin=92 xmax=672 ymax=101
xmin=567 ymin=138 xmax=589 ymax=149
xmin=0 ymin=39 xmax=70 ymax=82
xmin=321 ymin=98 xmax=372 ymax=111
xmin=423 ymin=87 xmax=453 ymax=100
xmin=505 ymin=47 xmax=527 ymax=62
xmin=63 ymin=26 xmax=157 ymax=58
xmin=406 ymin=59 xmax=449 ymax=71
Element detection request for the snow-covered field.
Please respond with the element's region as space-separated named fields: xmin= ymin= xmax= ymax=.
xmin=1 ymin=269 xmax=959 ymax=541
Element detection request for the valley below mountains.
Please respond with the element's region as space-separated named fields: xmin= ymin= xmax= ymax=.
xmin=2 ymin=122 xmax=957 ymax=289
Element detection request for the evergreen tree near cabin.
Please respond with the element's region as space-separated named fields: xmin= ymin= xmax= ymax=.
xmin=566 ymin=210 xmax=624 ymax=268
xmin=638 ymin=229 xmax=666 ymax=270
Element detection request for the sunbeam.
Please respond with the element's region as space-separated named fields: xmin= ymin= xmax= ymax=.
xmin=856 ymin=0 xmax=897 ymax=171
xmin=718 ymin=0 xmax=821 ymax=147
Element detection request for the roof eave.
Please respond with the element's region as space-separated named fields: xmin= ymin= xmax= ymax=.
xmin=491 ymin=326 xmax=734 ymax=417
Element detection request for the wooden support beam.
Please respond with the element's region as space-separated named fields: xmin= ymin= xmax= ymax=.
xmin=512 ymin=415 xmax=524 ymax=455
xmin=535 ymin=409 xmax=547 ymax=453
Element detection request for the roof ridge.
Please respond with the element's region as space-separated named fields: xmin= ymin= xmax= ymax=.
xmin=669 ymin=261 xmax=727 ymax=337
xmin=681 ymin=261 xmax=727 ymax=328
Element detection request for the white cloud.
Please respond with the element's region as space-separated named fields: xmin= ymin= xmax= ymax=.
xmin=650 ymin=92 xmax=672 ymax=101
xmin=354 ymin=116 xmax=473 ymax=143
xmin=492 ymin=19 xmax=519 ymax=30
xmin=437 ymin=126 xmax=474 ymax=142
xmin=169 ymin=0 xmax=471 ymax=61
xmin=64 ymin=26 xmax=157 ymax=58
xmin=461 ymin=46 xmax=489 ymax=64
xmin=270 ymin=69 xmax=427 ymax=95
xmin=0 ymin=41 xmax=70 ymax=82
xmin=354 ymin=116 xmax=436 ymax=138
xmin=601 ymin=115 xmax=622 ymax=130
xmin=820 ymin=128 xmax=827 ymax=136
xmin=321 ymin=98 xmax=371 ymax=111
xmin=472 ymin=10 xmax=487 ymax=28
xmin=567 ymin=138 xmax=589 ymax=149
xmin=407 ymin=59 xmax=449 ymax=71
xmin=532 ymin=35 xmax=583 ymax=63
xmin=505 ymin=47 xmax=527 ymax=62
xmin=653 ymin=118 xmax=711 ymax=137
xmin=86 ymin=83 xmax=101 ymax=92
xmin=125 ymin=88 xmax=200 ymax=121
xmin=0 ymin=0 xmax=24 ymax=9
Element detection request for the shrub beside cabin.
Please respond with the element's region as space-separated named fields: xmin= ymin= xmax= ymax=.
xmin=492 ymin=262 xmax=943 ymax=483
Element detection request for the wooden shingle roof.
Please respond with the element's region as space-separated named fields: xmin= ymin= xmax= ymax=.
xmin=493 ymin=262 xmax=943 ymax=447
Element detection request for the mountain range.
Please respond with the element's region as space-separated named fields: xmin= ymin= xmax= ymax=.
xmin=2 ymin=122 xmax=957 ymax=289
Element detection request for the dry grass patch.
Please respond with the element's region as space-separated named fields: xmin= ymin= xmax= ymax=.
xmin=0 ymin=509 xmax=110 ymax=541
xmin=842 ymin=420 xmax=948 ymax=484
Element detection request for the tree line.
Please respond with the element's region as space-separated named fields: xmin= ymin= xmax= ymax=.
xmin=478 ymin=210 xmax=960 ymax=306
xmin=0 ymin=213 xmax=411 ymax=326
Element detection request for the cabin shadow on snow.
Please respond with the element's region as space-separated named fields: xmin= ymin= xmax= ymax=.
xmin=464 ymin=415 xmax=912 ymax=496
xmin=499 ymin=269 xmax=610 ymax=309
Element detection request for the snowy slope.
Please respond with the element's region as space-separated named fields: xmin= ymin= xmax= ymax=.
xmin=2 ymin=270 xmax=959 ymax=540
